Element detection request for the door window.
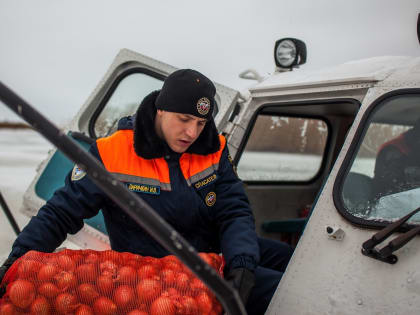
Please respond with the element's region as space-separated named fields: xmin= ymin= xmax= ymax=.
xmin=237 ymin=115 xmax=328 ymax=181
xmin=338 ymin=93 xmax=420 ymax=224
xmin=94 ymin=72 xmax=163 ymax=138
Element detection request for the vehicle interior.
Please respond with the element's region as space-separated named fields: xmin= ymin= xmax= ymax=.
xmin=234 ymin=99 xmax=360 ymax=246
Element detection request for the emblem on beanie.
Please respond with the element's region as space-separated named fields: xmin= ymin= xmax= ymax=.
xmin=197 ymin=97 xmax=211 ymax=116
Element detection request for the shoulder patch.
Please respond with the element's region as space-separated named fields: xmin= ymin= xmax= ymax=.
xmin=71 ymin=165 xmax=87 ymax=181
xmin=205 ymin=191 xmax=216 ymax=207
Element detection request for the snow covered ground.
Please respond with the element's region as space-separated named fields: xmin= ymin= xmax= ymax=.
xmin=238 ymin=151 xmax=322 ymax=181
xmin=0 ymin=129 xmax=54 ymax=262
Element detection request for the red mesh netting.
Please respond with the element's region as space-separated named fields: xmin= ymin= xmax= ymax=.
xmin=0 ymin=249 xmax=225 ymax=315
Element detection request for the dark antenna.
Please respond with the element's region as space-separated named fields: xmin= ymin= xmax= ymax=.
xmin=417 ymin=13 xmax=420 ymax=45
xmin=0 ymin=190 xmax=20 ymax=235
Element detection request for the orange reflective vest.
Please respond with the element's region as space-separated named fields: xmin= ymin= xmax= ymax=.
xmin=96 ymin=129 xmax=226 ymax=192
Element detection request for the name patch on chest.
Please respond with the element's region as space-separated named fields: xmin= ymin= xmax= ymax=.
xmin=127 ymin=183 xmax=160 ymax=195
xmin=194 ymin=174 xmax=217 ymax=189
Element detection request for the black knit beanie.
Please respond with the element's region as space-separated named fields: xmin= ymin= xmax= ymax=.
xmin=155 ymin=69 xmax=216 ymax=120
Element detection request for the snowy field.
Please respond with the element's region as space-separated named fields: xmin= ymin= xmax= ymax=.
xmin=0 ymin=129 xmax=53 ymax=262
xmin=238 ymin=151 xmax=322 ymax=181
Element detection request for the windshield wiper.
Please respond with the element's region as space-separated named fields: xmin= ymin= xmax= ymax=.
xmin=362 ymin=206 xmax=420 ymax=264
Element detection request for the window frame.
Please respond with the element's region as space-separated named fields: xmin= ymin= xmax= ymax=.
xmin=333 ymin=89 xmax=420 ymax=231
xmin=233 ymin=99 xmax=364 ymax=185
xmin=88 ymin=67 xmax=166 ymax=139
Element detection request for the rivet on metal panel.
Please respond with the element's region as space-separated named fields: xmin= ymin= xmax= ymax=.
xmin=326 ymin=226 xmax=345 ymax=241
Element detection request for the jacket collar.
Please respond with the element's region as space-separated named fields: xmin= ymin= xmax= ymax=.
xmin=133 ymin=90 xmax=221 ymax=159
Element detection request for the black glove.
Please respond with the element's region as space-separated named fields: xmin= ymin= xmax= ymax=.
xmin=225 ymin=268 xmax=256 ymax=305
xmin=0 ymin=257 xmax=17 ymax=298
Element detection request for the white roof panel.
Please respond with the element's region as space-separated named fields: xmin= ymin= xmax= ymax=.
xmin=250 ymin=56 xmax=416 ymax=92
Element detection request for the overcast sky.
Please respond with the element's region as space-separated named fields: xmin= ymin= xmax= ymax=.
xmin=0 ymin=0 xmax=419 ymax=124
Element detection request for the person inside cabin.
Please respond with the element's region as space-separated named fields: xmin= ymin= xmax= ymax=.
xmin=372 ymin=118 xmax=420 ymax=201
xmin=0 ymin=69 xmax=293 ymax=315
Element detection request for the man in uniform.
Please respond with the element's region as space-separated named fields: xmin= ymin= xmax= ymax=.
xmin=0 ymin=69 xmax=293 ymax=314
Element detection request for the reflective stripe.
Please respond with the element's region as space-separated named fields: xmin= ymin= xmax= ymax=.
xmin=180 ymin=135 xmax=226 ymax=186
xmin=111 ymin=173 xmax=172 ymax=191
xmin=159 ymin=183 xmax=171 ymax=191
xmin=189 ymin=164 xmax=219 ymax=184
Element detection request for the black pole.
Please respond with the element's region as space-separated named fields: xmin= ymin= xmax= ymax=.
xmin=0 ymin=191 xmax=20 ymax=235
xmin=417 ymin=13 xmax=420 ymax=45
xmin=0 ymin=81 xmax=246 ymax=315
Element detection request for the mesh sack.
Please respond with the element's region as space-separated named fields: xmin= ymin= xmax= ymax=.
xmin=0 ymin=249 xmax=225 ymax=315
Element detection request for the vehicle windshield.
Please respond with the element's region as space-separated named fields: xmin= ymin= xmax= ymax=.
xmin=94 ymin=73 xmax=163 ymax=138
xmin=341 ymin=93 xmax=420 ymax=224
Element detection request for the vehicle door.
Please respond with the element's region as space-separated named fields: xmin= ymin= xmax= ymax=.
xmin=267 ymin=69 xmax=420 ymax=313
xmin=228 ymin=91 xmax=361 ymax=245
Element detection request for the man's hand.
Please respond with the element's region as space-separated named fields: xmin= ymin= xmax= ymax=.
xmin=0 ymin=257 xmax=17 ymax=297
xmin=225 ymin=267 xmax=256 ymax=305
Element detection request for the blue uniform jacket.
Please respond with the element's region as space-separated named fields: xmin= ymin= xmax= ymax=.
xmin=10 ymin=92 xmax=260 ymax=272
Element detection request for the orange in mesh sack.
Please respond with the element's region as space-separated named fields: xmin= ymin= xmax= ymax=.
xmin=0 ymin=249 xmax=225 ymax=315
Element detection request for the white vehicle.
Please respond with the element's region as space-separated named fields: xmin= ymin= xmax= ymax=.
xmin=9 ymin=32 xmax=420 ymax=314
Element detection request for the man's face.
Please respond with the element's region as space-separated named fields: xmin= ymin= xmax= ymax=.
xmin=156 ymin=110 xmax=207 ymax=153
